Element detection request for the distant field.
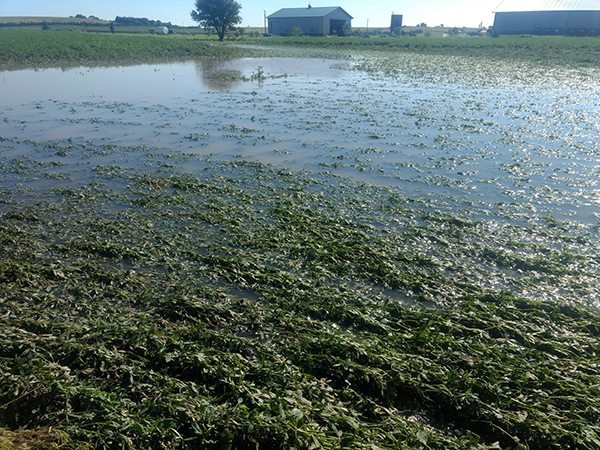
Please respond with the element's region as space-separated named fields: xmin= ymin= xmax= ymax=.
xmin=257 ymin=33 xmax=600 ymax=65
xmin=0 ymin=29 xmax=274 ymax=69
xmin=0 ymin=16 xmax=108 ymax=24
xmin=0 ymin=17 xmax=209 ymax=35
xmin=2 ymin=26 xmax=600 ymax=70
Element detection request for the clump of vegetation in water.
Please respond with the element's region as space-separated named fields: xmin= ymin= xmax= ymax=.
xmin=0 ymin=138 xmax=599 ymax=449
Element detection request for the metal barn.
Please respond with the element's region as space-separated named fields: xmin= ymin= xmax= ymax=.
xmin=493 ymin=0 xmax=600 ymax=36
xmin=267 ymin=6 xmax=353 ymax=36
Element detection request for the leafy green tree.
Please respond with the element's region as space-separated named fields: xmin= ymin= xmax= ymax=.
xmin=191 ymin=0 xmax=242 ymax=41
xmin=340 ymin=23 xmax=352 ymax=36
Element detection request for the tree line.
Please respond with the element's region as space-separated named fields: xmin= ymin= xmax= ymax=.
xmin=0 ymin=16 xmax=172 ymax=28
xmin=114 ymin=16 xmax=172 ymax=27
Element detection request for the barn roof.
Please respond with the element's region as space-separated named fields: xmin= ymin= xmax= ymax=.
xmin=267 ymin=6 xmax=353 ymax=19
xmin=494 ymin=0 xmax=600 ymax=12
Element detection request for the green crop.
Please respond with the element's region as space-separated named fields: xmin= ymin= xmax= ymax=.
xmin=4 ymin=29 xmax=600 ymax=72
xmin=0 ymin=140 xmax=599 ymax=449
xmin=0 ymin=30 xmax=275 ymax=70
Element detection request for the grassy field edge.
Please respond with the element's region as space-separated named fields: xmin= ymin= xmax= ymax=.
xmin=2 ymin=29 xmax=600 ymax=71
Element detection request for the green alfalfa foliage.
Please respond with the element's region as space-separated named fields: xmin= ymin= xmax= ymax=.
xmin=1 ymin=162 xmax=600 ymax=449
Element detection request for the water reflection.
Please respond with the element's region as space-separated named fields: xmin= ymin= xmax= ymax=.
xmin=195 ymin=59 xmax=244 ymax=91
xmin=192 ymin=57 xmax=348 ymax=91
xmin=0 ymin=57 xmax=349 ymax=106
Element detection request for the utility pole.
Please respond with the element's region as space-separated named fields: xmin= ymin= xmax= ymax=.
xmin=264 ymin=10 xmax=267 ymax=35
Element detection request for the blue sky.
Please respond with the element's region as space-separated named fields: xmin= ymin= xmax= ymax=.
xmin=0 ymin=0 xmax=501 ymax=28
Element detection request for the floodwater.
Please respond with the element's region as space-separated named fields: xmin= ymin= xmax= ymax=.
xmin=2 ymin=55 xmax=600 ymax=224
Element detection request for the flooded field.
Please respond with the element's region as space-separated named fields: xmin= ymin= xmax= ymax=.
xmin=2 ymin=50 xmax=600 ymax=449
xmin=3 ymin=55 xmax=600 ymax=223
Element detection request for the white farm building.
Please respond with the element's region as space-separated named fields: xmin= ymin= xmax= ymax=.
xmin=267 ymin=6 xmax=353 ymax=36
xmin=493 ymin=0 xmax=600 ymax=36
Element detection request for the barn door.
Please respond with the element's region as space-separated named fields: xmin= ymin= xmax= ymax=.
xmin=330 ymin=19 xmax=345 ymax=35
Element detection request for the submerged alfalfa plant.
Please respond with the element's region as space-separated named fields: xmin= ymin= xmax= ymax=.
xmin=1 ymin=140 xmax=600 ymax=449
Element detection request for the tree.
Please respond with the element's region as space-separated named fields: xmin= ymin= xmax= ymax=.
xmin=191 ymin=0 xmax=242 ymax=41
xmin=340 ymin=23 xmax=352 ymax=36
